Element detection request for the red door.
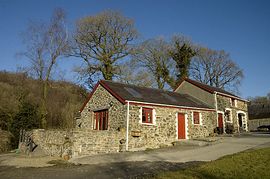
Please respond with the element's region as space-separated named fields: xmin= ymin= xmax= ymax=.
xmin=178 ymin=113 xmax=186 ymax=139
xmin=218 ymin=113 xmax=224 ymax=129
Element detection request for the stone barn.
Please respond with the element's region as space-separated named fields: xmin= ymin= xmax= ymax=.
xmin=31 ymin=79 xmax=249 ymax=157
xmin=77 ymin=80 xmax=216 ymax=152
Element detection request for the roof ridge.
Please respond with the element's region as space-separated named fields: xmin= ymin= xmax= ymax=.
xmin=184 ymin=78 xmax=241 ymax=97
xmin=102 ymin=80 xmax=177 ymax=94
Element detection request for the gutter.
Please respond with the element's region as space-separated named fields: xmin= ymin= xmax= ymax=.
xmin=126 ymin=100 xmax=215 ymax=111
xmin=216 ymin=92 xmax=249 ymax=102
xmin=126 ymin=101 xmax=130 ymax=151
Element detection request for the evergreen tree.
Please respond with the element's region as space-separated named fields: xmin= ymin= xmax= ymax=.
xmin=10 ymin=101 xmax=40 ymax=148
xmin=170 ymin=42 xmax=196 ymax=82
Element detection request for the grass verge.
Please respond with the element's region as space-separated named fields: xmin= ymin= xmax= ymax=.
xmin=155 ymin=147 xmax=270 ymax=179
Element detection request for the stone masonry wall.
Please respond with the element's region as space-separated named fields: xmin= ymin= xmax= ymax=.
xmin=32 ymin=129 xmax=125 ymax=157
xmin=188 ymin=111 xmax=217 ymax=139
xmin=128 ymin=104 xmax=216 ymax=150
xmin=33 ymin=104 xmax=216 ymax=157
xmin=32 ymin=83 xmax=218 ymax=156
xmin=217 ymin=95 xmax=248 ymax=132
xmin=72 ymin=129 xmax=125 ymax=156
xmin=78 ymin=85 xmax=126 ymax=131
xmin=249 ymin=118 xmax=270 ymax=131
xmin=32 ymin=129 xmax=72 ymax=157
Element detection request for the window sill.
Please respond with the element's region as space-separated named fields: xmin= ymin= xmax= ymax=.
xmin=93 ymin=129 xmax=108 ymax=131
xmin=141 ymin=122 xmax=156 ymax=126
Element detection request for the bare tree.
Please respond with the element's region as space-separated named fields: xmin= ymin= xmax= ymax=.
xmin=132 ymin=38 xmax=174 ymax=89
xmin=21 ymin=8 xmax=70 ymax=128
xmin=247 ymin=92 xmax=270 ymax=105
xmin=115 ymin=60 xmax=155 ymax=88
xmin=73 ymin=10 xmax=138 ymax=85
xmin=190 ymin=47 xmax=243 ymax=93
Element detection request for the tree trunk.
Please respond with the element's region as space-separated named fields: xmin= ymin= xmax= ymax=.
xmin=40 ymin=81 xmax=48 ymax=128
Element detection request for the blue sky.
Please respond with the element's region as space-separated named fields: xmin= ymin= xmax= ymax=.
xmin=0 ymin=0 xmax=269 ymax=98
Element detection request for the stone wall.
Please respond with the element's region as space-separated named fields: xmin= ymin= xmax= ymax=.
xmin=0 ymin=130 xmax=12 ymax=153
xmin=127 ymin=104 xmax=216 ymax=151
xmin=188 ymin=111 xmax=217 ymax=138
xmin=32 ymin=129 xmax=125 ymax=157
xmin=32 ymin=103 xmax=216 ymax=157
xmin=217 ymin=95 xmax=248 ymax=132
xmin=79 ymin=85 xmax=127 ymax=131
xmin=33 ymin=82 xmax=220 ymax=157
xmin=217 ymin=95 xmax=231 ymax=111
xmin=72 ymin=129 xmax=125 ymax=156
xmin=249 ymin=118 xmax=270 ymax=131
xmin=32 ymin=129 xmax=72 ymax=156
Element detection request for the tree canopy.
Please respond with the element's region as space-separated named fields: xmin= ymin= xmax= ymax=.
xmin=73 ymin=10 xmax=138 ymax=88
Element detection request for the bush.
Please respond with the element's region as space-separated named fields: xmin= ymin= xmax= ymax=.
xmin=225 ymin=123 xmax=234 ymax=134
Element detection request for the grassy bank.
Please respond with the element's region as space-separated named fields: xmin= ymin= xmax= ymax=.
xmin=155 ymin=147 xmax=270 ymax=179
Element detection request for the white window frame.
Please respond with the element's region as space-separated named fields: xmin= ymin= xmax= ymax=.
xmin=225 ymin=108 xmax=233 ymax=123
xmin=191 ymin=111 xmax=202 ymax=125
xmin=236 ymin=110 xmax=248 ymax=132
xmin=230 ymin=98 xmax=238 ymax=107
xmin=139 ymin=107 xmax=156 ymax=126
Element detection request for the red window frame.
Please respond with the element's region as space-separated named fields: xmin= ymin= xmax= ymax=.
xmin=193 ymin=112 xmax=200 ymax=125
xmin=142 ymin=108 xmax=153 ymax=124
xmin=94 ymin=109 xmax=108 ymax=130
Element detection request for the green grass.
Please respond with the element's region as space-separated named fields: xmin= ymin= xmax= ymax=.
xmin=155 ymin=147 xmax=270 ymax=179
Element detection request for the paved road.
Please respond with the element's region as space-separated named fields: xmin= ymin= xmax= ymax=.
xmin=0 ymin=134 xmax=269 ymax=179
xmin=71 ymin=135 xmax=270 ymax=165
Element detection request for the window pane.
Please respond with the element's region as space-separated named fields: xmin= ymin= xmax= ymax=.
xmin=94 ymin=110 xmax=108 ymax=130
xmin=95 ymin=112 xmax=99 ymax=130
xmin=193 ymin=112 xmax=200 ymax=124
xmin=142 ymin=111 xmax=146 ymax=122
xmin=142 ymin=108 xmax=153 ymax=123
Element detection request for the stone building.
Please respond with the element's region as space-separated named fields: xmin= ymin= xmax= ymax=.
xmin=174 ymin=78 xmax=249 ymax=133
xmin=31 ymin=78 xmax=249 ymax=157
xmin=78 ymin=80 xmax=217 ymax=151
xmin=248 ymin=103 xmax=270 ymax=131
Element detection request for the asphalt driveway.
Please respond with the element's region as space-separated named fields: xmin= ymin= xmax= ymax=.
xmin=70 ymin=134 xmax=270 ymax=165
xmin=0 ymin=134 xmax=269 ymax=179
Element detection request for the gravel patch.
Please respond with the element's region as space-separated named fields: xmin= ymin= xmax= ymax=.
xmin=0 ymin=153 xmax=60 ymax=168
